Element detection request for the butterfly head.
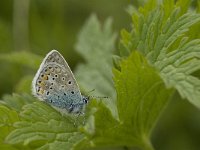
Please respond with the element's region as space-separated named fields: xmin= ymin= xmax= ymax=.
xmin=82 ymin=96 xmax=89 ymax=104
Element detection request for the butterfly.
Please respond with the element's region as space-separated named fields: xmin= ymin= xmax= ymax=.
xmin=32 ymin=50 xmax=89 ymax=114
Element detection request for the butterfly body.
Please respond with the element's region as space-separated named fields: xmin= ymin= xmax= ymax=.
xmin=32 ymin=50 xmax=88 ymax=114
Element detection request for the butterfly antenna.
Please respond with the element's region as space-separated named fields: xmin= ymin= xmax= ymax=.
xmin=85 ymin=89 xmax=108 ymax=99
xmin=89 ymin=95 xmax=109 ymax=99
xmin=87 ymin=89 xmax=95 ymax=94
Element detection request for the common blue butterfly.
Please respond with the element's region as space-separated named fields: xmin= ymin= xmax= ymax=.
xmin=32 ymin=50 xmax=88 ymax=114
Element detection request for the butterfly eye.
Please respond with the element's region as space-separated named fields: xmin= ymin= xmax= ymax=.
xmin=84 ymin=99 xmax=88 ymax=104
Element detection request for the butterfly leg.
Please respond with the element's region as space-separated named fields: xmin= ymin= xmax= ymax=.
xmin=73 ymin=111 xmax=85 ymax=127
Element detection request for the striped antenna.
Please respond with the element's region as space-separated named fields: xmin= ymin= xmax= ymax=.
xmin=89 ymin=95 xmax=108 ymax=99
xmin=86 ymin=89 xmax=108 ymax=99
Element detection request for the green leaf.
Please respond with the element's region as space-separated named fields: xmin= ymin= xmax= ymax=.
xmin=0 ymin=51 xmax=42 ymax=70
xmin=0 ymin=94 xmax=35 ymax=112
xmin=6 ymin=101 xmax=84 ymax=150
xmin=0 ymin=105 xmax=19 ymax=150
xmin=121 ymin=1 xmax=200 ymax=109
xmin=74 ymin=14 xmax=118 ymax=118
xmin=76 ymin=51 xmax=172 ymax=149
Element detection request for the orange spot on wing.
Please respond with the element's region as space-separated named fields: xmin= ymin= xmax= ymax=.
xmin=42 ymin=75 xmax=48 ymax=80
xmin=38 ymin=88 xmax=45 ymax=95
xmin=38 ymin=81 xmax=45 ymax=86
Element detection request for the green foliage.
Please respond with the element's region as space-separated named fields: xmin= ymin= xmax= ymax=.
xmin=0 ymin=51 xmax=42 ymax=70
xmin=75 ymin=14 xmax=117 ymax=118
xmin=0 ymin=105 xmax=19 ymax=150
xmin=75 ymin=51 xmax=172 ymax=150
xmin=0 ymin=0 xmax=200 ymax=150
xmin=114 ymin=52 xmax=172 ymax=137
xmin=121 ymin=0 xmax=200 ymax=109
xmin=15 ymin=75 xmax=34 ymax=94
xmin=5 ymin=101 xmax=84 ymax=150
xmin=0 ymin=52 xmax=41 ymax=95
xmin=0 ymin=20 xmax=13 ymax=52
xmin=1 ymin=14 xmax=119 ymax=150
xmin=1 ymin=94 xmax=35 ymax=112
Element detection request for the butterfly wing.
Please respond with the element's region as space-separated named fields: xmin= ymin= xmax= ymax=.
xmin=32 ymin=50 xmax=83 ymax=111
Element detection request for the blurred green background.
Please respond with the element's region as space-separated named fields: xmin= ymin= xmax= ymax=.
xmin=0 ymin=0 xmax=132 ymax=97
xmin=0 ymin=0 xmax=200 ymax=150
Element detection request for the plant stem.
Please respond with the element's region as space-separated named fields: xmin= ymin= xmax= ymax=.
xmin=141 ymin=134 xmax=155 ymax=150
xmin=143 ymin=140 xmax=154 ymax=150
xmin=13 ymin=0 xmax=30 ymax=51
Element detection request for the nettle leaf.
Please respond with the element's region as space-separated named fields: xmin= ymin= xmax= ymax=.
xmin=76 ymin=51 xmax=172 ymax=149
xmin=121 ymin=0 xmax=200 ymax=108
xmin=113 ymin=51 xmax=172 ymax=149
xmin=74 ymin=14 xmax=118 ymax=118
xmin=6 ymin=101 xmax=84 ymax=150
xmin=0 ymin=94 xmax=35 ymax=112
xmin=0 ymin=105 xmax=19 ymax=150
xmin=0 ymin=51 xmax=42 ymax=70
